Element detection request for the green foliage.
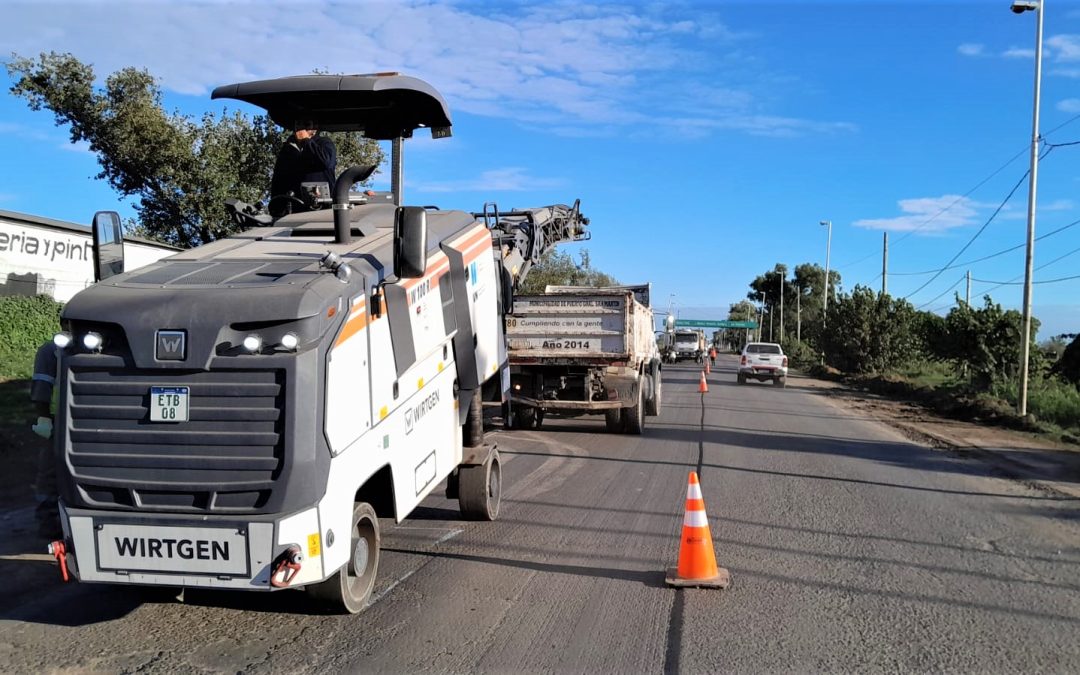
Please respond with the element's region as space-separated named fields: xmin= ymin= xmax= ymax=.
xmin=1050 ymin=334 xmax=1080 ymax=387
xmin=7 ymin=52 xmax=384 ymax=249
xmin=818 ymin=285 xmax=918 ymax=374
xmin=517 ymin=248 xmax=617 ymax=294
xmin=990 ymin=376 xmax=1080 ymax=431
xmin=780 ymin=338 xmax=817 ymax=370
xmin=0 ymin=295 xmax=63 ymax=380
xmin=936 ymin=296 xmax=1039 ymax=388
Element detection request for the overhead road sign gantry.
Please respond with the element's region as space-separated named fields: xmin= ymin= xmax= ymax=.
xmin=675 ymin=319 xmax=759 ymax=329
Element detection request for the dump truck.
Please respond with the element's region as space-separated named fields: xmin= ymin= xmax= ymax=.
xmin=505 ymin=284 xmax=662 ymax=433
xmin=46 ymin=74 xmax=587 ymax=613
xmin=668 ymin=329 xmax=705 ymax=363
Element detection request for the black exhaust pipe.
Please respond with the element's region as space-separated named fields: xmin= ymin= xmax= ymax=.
xmin=333 ymin=165 xmax=377 ymax=244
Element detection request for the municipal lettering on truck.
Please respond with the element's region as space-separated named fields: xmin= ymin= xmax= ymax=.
xmin=506 ymin=284 xmax=662 ymax=434
xmin=46 ymin=73 xmax=588 ymax=614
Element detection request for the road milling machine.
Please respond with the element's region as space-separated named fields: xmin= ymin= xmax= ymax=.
xmin=46 ymin=74 xmax=587 ymax=613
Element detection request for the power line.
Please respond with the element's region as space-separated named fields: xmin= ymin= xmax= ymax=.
xmin=835 ymin=145 xmax=1030 ymax=271
xmin=888 ymin=216 xmax=1080 ymax=276
xmin=902 ymin=160 xmax=1035 ymax=301
xmin=834 ymin=114 xmax=1080 ymax=275
xmin=915 ymin=273 xmax=967 ymax=310
xmin=972 ymin=273 xmax=1080 ymax=286
xmin=969 ymin=240 xmax=1080 ymax=293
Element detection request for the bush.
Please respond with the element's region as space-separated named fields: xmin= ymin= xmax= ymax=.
xmin=781 ymin=339 xmax=817 ymax=371
xmin=0 ymin=295 xmax=63 ymax=379
xmin=990 ymin=377 xmax=1080 ymax=431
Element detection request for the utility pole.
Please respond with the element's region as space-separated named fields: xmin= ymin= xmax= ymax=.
xmin=758 ymin=292 xmax=765 ymax=342
xmin=779 ymin=269 xmax=785 ymax=342
xmin=796 ymin=285 xmax=802 ymax=342
xmin=820 ymin=220 xmax=832 ymax=326
xmin=1015 ymin=0 xmax=1044 ymax=418
xmin=882 ymin=232 xmax=888 ymax=296
xmin=966 ymin=270 xmax=972 ymax=305
xmin=768 ymin=298 xmax=774 ymax=341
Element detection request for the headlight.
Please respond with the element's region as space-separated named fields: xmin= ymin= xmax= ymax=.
xmin=242 ymin=334 xmax=263 ymax=353
xmin=53 ymin=332 xmax=72 ymax=349
xmin=82 ymin=332 xmax=103 ymax=352
xmin=280 ymin=333 xmax=299 ymax=350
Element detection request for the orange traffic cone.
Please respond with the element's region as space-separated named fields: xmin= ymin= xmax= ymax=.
xmin=698 ymin=371 xmax=708 ymax=393
xmin=665 ymin=471 xmax=731 ymax=588
xmin=704 ymin=360 xmax=711 ymax=375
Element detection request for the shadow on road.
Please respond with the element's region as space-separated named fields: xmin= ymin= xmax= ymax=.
xmin=381 ymin=546 xmax=668 ymax=589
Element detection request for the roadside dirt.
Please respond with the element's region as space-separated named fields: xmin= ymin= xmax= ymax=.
xmin=791 ymin=372 xmax=1080 ymax=497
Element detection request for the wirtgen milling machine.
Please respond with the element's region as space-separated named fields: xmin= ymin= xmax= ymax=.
xmin=48 ymin=74 xmax=587 ymax=613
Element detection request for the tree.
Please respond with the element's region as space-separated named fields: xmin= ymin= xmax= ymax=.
xmin=1051 ymin=335 xmax=1080 ymax=387
xmin=7 ymin=52 xmax=385 ymax=248
xmin=818 ymin=285 xmax=918 ymax=374
xmin=937 ymin=296 xmax=1040 ymax=388
xmin=726 ymin=299 xmax=757 ymax=351
xmin=517 ymin=248 xmax=617 ymax=294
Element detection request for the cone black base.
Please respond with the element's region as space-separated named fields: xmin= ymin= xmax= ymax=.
xmin=665 ymin=566 xmax=732 ymax=589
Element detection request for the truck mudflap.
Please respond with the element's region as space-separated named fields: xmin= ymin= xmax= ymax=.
xmin=57 ymin=502 xmax=328 ymax=591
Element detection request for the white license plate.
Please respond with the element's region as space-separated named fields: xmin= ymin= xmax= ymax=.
xmin=150 ymin=386 xmax=188 ymax=422
xmin=96 ymin=523 xmax=249 ymax=575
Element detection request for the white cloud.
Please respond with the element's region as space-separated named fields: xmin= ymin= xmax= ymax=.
xmin=1046 ymin=34 xmax=1080 ymax=61
xmin=854 ymin=195 xmax=980 ymax=234
xmin=1057 ymin=98 xmax=1080 ymax=112
xmin=58 ymin=140 xmax=92 ymax=154
xmin=1041 ymin=198 xmax=1075 ymax=212
xmin=1003 ymin=47 xmax=1036 ymax=59
xmin=958 ymin=43 xmax=985 ymax=57
xmin=414 ymin=167 xmax=564 ymax=193
xmin=0 ymin=1 xmax=850 ymax=140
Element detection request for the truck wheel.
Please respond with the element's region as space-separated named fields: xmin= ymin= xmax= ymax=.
xmin=459 ymin=449 xmax=501 ymax=521
xmin=645 ymin=367 xmax=662 ymax=416
xmin=514 ymin=407 xmax=536 ymax=430
xmin=534 ymin=409 xmax=545 ymax=429
xmin=464 ymin=389 xmax=484 ymax=447
xmin=622 ymin=384 xmax=645 ymax=435
xmin=308 ymin=502 xmax=380 ymax=614
xmin=773 ymin=376 xmax=786 ymax=388
xmin=737 ymin=373 xmax=746 ymax=385
xmin=604 ymin=409 xmax=622 ymax=432
xmin=445 ymin=469 xmax=460 ymax=499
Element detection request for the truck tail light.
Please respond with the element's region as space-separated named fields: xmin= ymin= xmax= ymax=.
xmin=740 ymin=355 xmax=747 ymax=365
xmin=782 ymin=356 xmax=788 ymax=367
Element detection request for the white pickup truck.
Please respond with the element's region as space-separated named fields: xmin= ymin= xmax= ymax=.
xmin=506 ymin=285 xmax=662 ymax=433
xmin=737 ymin=341 xmax=789 ymax=387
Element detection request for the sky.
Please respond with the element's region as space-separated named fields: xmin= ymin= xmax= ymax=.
xmin=1 ymin=0 xmax=1079 ymax=337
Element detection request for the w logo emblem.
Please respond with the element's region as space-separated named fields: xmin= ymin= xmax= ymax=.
xmin=156 ymin=330 xmax=186 ymax=361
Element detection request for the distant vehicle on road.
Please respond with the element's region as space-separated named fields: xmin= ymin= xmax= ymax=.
xmin=668 ymin=329 xmax=704 ymax=364
xmin=737 ymin=342 xmax=788 ymax=387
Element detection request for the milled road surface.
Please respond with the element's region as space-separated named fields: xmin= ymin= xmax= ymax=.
xmin=2 ymin=354 xmax=1079 ymax=673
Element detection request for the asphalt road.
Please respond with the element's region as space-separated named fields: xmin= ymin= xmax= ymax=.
xmin=2 ymin=354 xmax=1079 ymax=673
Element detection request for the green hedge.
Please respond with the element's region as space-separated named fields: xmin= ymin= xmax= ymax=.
xmin=0 ymin=295 xmax=63 ymax=380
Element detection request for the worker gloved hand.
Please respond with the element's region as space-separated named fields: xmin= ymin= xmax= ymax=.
xmin=32 ymin=416 xmax=53 ymax=439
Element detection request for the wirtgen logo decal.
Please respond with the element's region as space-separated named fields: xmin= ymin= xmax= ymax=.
xmin=156 ymin=330 xmax=186 ymax=360
xmin=404 ymin=390 xmax=440 ymax=435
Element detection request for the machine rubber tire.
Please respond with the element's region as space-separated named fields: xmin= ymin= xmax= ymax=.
xmin=308 ymin=502 xmax=380 ymax=614
xmin=458 ymin=449 xmax=501 ymax=521
xmin=604 ymin=409 xmax=623 ymax=433
xmin=737 ymin=373 xmax=746 ymax=385
xmin=464 ymin=389 xmax=484 ymax=447
xmin=645 ymin=365 xmax=662 ymax=417
xmin=514 ymin=407 xmax=536 ymax=430
xmin=622 ymin=384 xmax=645 ymax=435
xmin=774 ymin=376 xmax=786 ymax=388
xmin=445 ymin=469 xmax=460 ymax=499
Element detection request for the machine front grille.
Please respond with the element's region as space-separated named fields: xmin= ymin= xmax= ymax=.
xmin=67 ymin=367 xmax=285 ymax=513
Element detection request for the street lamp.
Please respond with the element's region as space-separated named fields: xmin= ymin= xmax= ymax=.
xmin=819 ymin=220 xmax=832 ymax=326
xmin=1013 ymin=0 xmax=1043 ymax=418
